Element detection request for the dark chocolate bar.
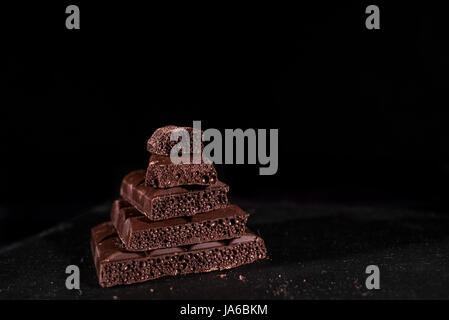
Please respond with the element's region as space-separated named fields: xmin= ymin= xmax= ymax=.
xmin=120 ymin=170 xmax=229 ymax=221
xmin=147 ymin=125 xmax=204 ymax=156
xmin=111 ymin=199 xmax=249 ymax=251
xmin=91 ymin=221 xmax=267 ymax=287
xmin=145 ymin=154 xmax=217 ymax=188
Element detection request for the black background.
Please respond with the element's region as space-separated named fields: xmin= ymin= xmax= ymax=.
xmin=2 ymin=1 xmax=449 ymax=248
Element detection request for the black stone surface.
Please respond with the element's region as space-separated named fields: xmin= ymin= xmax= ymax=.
xmin=1 ymin=200 xmax=449 ymax=299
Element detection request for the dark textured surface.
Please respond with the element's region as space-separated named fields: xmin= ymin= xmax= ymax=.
xmin=1 ymin=200 xmax=449 ymax=299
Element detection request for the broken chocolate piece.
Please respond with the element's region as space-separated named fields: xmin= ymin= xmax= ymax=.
xmin=147 ymin=125 xmax=204 ymax=156
xmin=145 ymin=154 xmax=217 ymax=188
xmin=120 ymin=170 xmax=229 ymax=221
xmin=111 ymin=200 xmax=249 ymax=251
xmin=91 ymin=222 xmax=267 ymax=287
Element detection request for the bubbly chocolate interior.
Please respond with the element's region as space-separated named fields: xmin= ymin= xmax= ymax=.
xmin=91 ymin=222 xmax=267 ymax=287
xmin=111 ymin=200 xmax=249 ymax=251
xmin=146 ymin=125 xmax=204 ymax=156
xmin=92 ymin=222 xmax=258 ymax=262
xmin=120 ymin=170 xmax=229 ymax=221
xmin=145 ymin=154 xmax=217 ymax=189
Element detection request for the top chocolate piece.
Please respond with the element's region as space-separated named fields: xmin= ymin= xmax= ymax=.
xmin=147 ymin=125 xmax=204 ymax=156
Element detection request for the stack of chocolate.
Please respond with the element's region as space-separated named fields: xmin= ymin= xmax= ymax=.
xmin=91 ymin=126 xmax=267 ymax=287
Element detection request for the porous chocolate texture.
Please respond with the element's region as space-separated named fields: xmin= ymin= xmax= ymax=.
xmin=91 ymin=222 xmax=267 ymax=287
xmin=120 ymin=170 xmax=229 ymax=221
xmin=147 ymin=125 xmax=204 ymax=156
xmin=145 ymin=154 xmax=217 ymax=188
xmin=111 ymin=199 xmax=250 ymax=251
